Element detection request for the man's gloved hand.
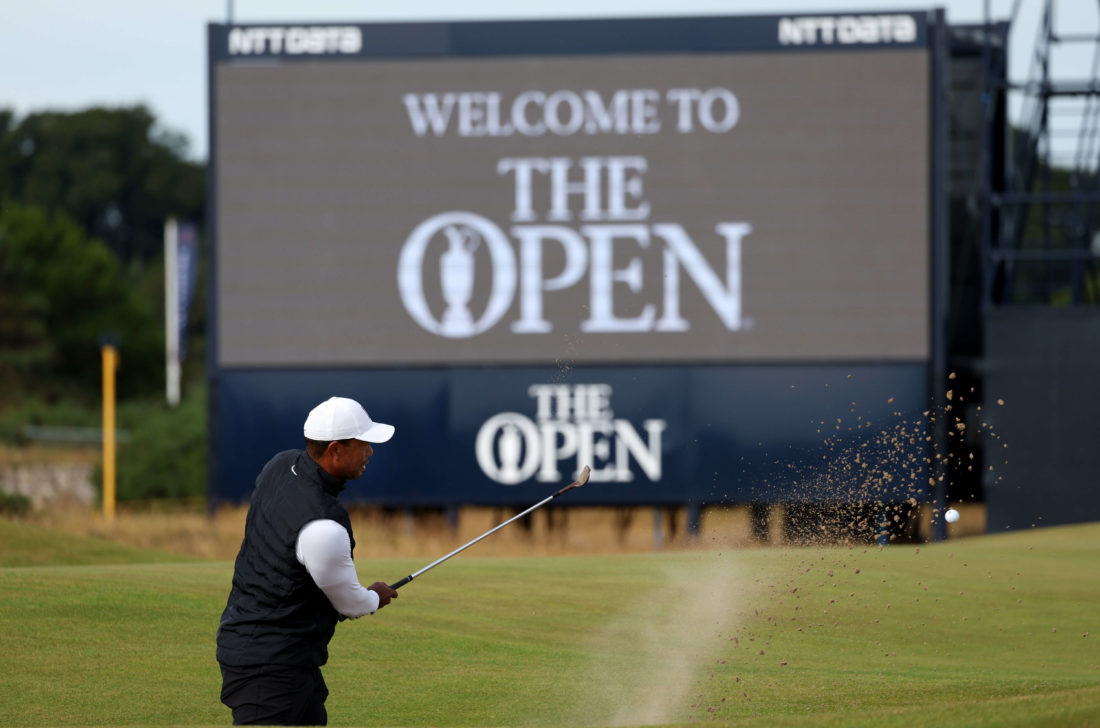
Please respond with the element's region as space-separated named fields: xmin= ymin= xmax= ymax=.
xmin=368 ymin=582 xmax=399 ymax=609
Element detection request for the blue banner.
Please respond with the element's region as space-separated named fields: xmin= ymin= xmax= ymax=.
xmin=177 ymin=222 xmax=199 ymax=360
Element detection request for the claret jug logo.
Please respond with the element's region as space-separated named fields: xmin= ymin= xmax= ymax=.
xmin=397 ymin=87 xmax=753 ymax=339
xmin=398 ymin=212 xmax=517 ymax=337
xmin=475 ymin=383 xmax=666 ymax=485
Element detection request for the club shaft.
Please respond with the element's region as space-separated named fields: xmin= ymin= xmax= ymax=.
xmin=389 ymin=492 xmax=558 ymax=589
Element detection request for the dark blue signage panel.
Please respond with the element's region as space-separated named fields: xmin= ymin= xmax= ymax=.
xmin=215 ymin=364 xmax=929 ymax=506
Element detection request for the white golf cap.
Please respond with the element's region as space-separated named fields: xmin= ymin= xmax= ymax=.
xmin=303 ymin=397 xmax=394 ymax=444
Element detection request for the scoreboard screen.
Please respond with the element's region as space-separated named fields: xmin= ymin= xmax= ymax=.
xmin=208 ymin=12 xmax=942 ymax=505
xmin=212 ymin=14 xmax=930 ymax=368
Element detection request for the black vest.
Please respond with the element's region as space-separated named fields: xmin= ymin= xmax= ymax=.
xmin=216 ymin=450 xmax=356 ymax=667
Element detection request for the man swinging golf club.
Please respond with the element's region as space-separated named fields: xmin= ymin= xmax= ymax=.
xmin=216 ymin=396 xmax=399 ymax=726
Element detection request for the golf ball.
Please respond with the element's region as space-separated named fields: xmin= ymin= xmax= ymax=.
xmin=945 ymin=508 xmax=960 ymax=523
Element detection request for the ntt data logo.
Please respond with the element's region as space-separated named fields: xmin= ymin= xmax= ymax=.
xmin=227 ymin=26 xmax=363 ymax=55
xmin=777 ymin=15 xmax=918 ymax=45
xmin=475 ymin=383 xmax=666 ymax=485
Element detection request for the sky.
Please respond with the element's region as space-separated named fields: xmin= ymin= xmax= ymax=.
xmin=3 ymin=0 xmax=1098 ymax=163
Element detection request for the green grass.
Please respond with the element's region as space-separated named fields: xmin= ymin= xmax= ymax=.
xmin=0 ymin=520 xmax=1097 ymax=727
xmin=0 ymin=518 xmax=197 ymax=567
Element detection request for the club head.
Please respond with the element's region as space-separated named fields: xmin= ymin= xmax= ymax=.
xmin=575 ymin=465 xmax=590 ymax=487
xmin=553 ymin=466 xmax=591 ymax=498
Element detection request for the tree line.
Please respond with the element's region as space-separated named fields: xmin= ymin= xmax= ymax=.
xmin=0 ymin=106 xmax=204 ymax=401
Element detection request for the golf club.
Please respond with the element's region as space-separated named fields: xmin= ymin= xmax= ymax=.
xmin=388 ymin=465 xmax=591 ymax=590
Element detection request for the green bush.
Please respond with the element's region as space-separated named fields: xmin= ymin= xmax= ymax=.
xmin=0 ymin=397 xmax=101 ymax=444
xmin=0 ymin=491 xmax=31 ymax=515
xmin=92 ymin=384 xmax=207 ymax=501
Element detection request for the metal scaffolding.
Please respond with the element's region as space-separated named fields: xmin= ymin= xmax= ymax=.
xmin=986 ymin=0 xmax=1100 ymax=305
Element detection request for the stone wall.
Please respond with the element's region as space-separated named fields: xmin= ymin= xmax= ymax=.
xmin=0 ymin=464 xmax=96 ymax=508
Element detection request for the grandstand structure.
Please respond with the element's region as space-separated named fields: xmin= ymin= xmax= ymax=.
xmin=974 ymin=0 xmax=1100 ymax=530
xmin=985 ymin=0 xmax=1100 ymax=306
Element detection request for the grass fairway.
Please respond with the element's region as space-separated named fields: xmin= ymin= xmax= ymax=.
xmin=0 ymin=518 xmax=198 ymax=567
xmin=0 ymin=520 xmax=1097 ymax=727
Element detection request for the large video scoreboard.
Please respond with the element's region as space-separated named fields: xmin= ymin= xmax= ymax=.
xmin=208 ymin=11 xmax=947 ymax=505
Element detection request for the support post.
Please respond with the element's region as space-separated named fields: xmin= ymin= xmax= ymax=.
xmin=102 ymin=344 xmax=118 ymax=521
xmin=652 ymin=506 xmax=664 ymax=550
xmin=687 ymin=502 xmax=702 ymax=538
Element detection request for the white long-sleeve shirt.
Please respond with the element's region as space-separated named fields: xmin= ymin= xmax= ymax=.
xmin=295 ymin=519 xmax=381 ymax=618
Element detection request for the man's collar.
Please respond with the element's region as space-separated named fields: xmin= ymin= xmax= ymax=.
xmin=297 ymin=451 xmax=346 ymax=496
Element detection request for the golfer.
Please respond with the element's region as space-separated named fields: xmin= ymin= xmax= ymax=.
xmin=216 ymin=396 xmax=400 ymax=726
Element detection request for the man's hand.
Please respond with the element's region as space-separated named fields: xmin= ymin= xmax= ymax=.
xmin=368 ymin=582 xmax=399 ymax=609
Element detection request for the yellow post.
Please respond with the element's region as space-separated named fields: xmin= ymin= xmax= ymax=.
xmin=102 ymin=344 xmax=118 ymax=521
